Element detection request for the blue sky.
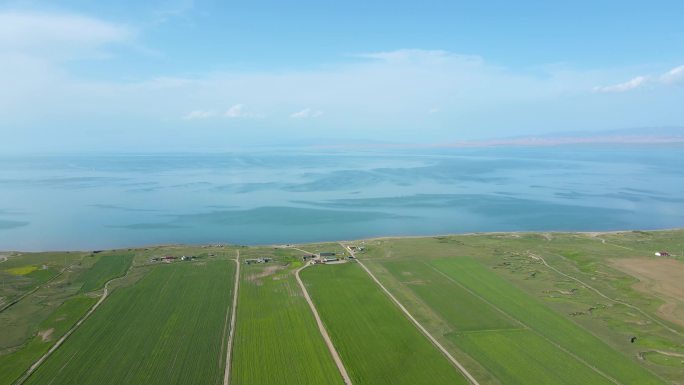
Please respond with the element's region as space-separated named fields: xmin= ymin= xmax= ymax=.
xmin=1 ymin=0 xmax=683 ymax=152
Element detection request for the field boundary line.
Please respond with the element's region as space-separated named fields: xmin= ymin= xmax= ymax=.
xmin=428 ymin=263 xmax=621 ymax=385
xmin=295 ymin=258 xmax=353 ymax=385
xmin=223 ymin=250 xmax=240 ymax=385
xmin=456 ymin=328 xmax=528 ymax=335
xmin=344 ymin=245 xmax=480 ymax=385
xmin=1 ymin=254 xmax=88 ymax=314
xmin=14 ymin=265 xmax=133 ymax=385
xmin=535 ymin=251 xmax=682 ymax=338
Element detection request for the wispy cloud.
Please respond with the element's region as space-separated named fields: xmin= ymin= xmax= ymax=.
xmin=593 ymin=76 xmax=649 ymax=93
xmin=290 ymin=108 xmax=324 ymax=119
xmin=225 ymin=104 xmax=245 ymax=118
xmin=661 ymin=65 xmax=684 ymax=85
xmin=0 ymin=11 xmax=131 ymax=58
xmin=183 ymin=104 xmax=261 ymax=119
xmin=183 ymin=109 xmax=216 ymax=120
xmin=428 ymin=107 xmax=440 ymax=114
xmin=593 ymin=64 xmax=684 ymax=93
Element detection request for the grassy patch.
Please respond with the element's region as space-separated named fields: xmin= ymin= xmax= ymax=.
xmin=0 ymin=295 xmax=97 ymax=385
xmin=5 ymin=265 xmax=38 ymax=275
xmin=24 ymin=261 xmax=235 ymax=385
xmin=301 ymin=262 xmax=468 ymax=385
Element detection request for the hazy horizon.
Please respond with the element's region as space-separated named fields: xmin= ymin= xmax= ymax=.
xmin=2 ymin=1 xmax=684 ymax=153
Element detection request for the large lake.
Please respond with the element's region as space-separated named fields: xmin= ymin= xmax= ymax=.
xmin=1 ymin=146 xmax=683 ymax=251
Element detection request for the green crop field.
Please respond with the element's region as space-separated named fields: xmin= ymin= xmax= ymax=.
xmin=75 ymin=253 xmax=134 ymax=293
xmin=382 ymin=260 xmax=515 ymax=332
xmin=24 ymin=260 xmax=235 ymax=385
xmin=453 ymin=329 xmax=613 ymax=385
xmin=301 ymin=262 xmax=469 ymax=385
xmin=230 ymin=255 xmax=342 ymax=385
xmin=428 ymin=257 xmax=665 ymax=385
xmin=1 ymin=230 xmax=683 ymax=385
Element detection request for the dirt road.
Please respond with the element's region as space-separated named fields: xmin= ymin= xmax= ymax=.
xmin=15 ymin=267 xmax=132 ymax=385
xmin=340 ymin=243 xmax=480 ymax=385
xmin=293 ymin=247 xmax=353 ymax=385
xmin=223 ymin=250 xmax=241 ymax=385
xmin=533 ymin=252 xmax=682 ymax=337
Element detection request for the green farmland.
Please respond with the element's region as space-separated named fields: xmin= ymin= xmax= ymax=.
xmin=230 ymin=251 xmax=342 ymax=385
xmin=1 ymin=229 xmax=683 ymax=385
xmin=301 ymin=262 xmax=469 ymax=385
xmin=377 ymin=258 xmax=660 ymax=384
xmin=430 ymin=257 xmax=664 ymax=385
xmin=24 ymin=260 xmax=235 ymax=385
xmin=75 ymin=253 xmax=134 ymax=293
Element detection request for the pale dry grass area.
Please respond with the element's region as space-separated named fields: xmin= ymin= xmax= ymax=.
xmin=611 ymin=258 xmax=684 ymax=327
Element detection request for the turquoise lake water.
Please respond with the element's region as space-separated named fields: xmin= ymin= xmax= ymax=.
xmin=1 ymin=146 xmax=683 ymax=251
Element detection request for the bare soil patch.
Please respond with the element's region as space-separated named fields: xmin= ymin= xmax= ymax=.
xmin=246 ymin=265 xmax=284 ymax=285
xmin=38 ymin=328 xmax=54 ymax=342
xmin=611 ymin=258 xmax=684 ymax=327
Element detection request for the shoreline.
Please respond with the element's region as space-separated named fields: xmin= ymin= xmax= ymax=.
xmin=2 ymin=227 xmax=683 ymax=253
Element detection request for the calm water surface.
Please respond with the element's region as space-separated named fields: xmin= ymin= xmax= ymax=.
xmin=1 ymin=146 xmax=683 ymax=251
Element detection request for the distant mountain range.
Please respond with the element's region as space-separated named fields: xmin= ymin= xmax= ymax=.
xmin=305 ymin=127 xmax=684 ymax=150
xmin=439 ymin=127 xmax=684 ymax=147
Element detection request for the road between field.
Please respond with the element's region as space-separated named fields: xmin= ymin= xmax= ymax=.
xmin=532 ymin=252 xmax=682 ymax=338
xmin=292 ymin=247 xmax=353 ymax=385
xmin=1 ymin=255 xmax=87 ymax=314
xmin=340 ymin=244 xmax=480 ymax=385
xmin=223 ymin=250 xmax=240 ymax=385
xmin=15 ymin=266 xmax=133 ymax=385
xmin=426 ymin=263 xmax=622 ymax=385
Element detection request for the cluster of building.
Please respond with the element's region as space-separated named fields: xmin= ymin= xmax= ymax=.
xmin=244 ymin=257 xmax=273 ymax=265
xmin=303 ymin=251 xmax=355 ymax=265
xmin=149 ymin=255 xmax=195 ymax=263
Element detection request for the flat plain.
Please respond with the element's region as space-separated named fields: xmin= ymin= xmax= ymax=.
xmin=0 ymin=229 xmax=682 ymax=385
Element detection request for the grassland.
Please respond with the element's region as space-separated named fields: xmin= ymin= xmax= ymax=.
xmin=358 ymin=230 xmax=684 ymax=384
xmin=1 ymin=229 xmax=682 ymax=385
xmin=24 ymin=260 xmax=235 ymax=385
xmin=301 ymin=262 xmax=468 ymax=385
xmin=75 ymin=253 xmax=134 ymax=293
xmin=431 ymin=257 xmax=664 ymax=384
xmin=0 ymin=296 xmax=96 ymax=385
xmin=1 ymin=252 xmax=84 ymax=309
xmin=5 ymin=266 xmax=38 ymax=275
xmin=230 ymin=249 xmax=342 ymax=385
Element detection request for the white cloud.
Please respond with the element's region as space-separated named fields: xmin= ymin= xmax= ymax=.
xmin=357 ymin=49 xmax=483 ymax=67
xmin=290 ymin=108 xmax=324 ymax=119
xmin=225 ymin=104 xmax=244 ymax=117
xmin=593 ymin=76 xmax=649 ymax=93
xmin=0 ymin=11 xmax=131 ymax=58
xmin=3 ymin=45 xmax=683 ymax=151
xmin=183 ymin=110 xmax=216 ymax=120
xmin=661 ymin=65 xmax=684 ymax=85
xmin=428 ymin=107 xmax=440 ymax=114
